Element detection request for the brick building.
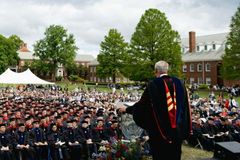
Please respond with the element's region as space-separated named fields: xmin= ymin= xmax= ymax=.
xmin=88 ymin=59 xmax=129 ymax=83
xmin=181 ymin=31 xmax=228 ymax=86
xmin=17 ymin=43 xmax=95 ymax=78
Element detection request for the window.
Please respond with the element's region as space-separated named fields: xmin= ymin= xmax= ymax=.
xmin=204 ymin=45 xmax=208 ymax=50
xmin=198 ymin=77 xmax=203 ymax=84
xmin=182 ymin=48 xmax=185 ymax=53
xmin=206 ymin=77 xmax=211 ymax=85
xmin=190 ymin=64 xmax=194 ymax=72
xmin=182 ymin=65 xmax=187 ymax=72
xmin=197 ymin=63 xmax=202 ymax=72
xmin=190 ymin=78 xmax=195 ymax=84
xmin=94 ymin=77 xmax=96 ymax=82
xmin=205 ymin=63 xmax=211 ymax=72
xmin=197 ymin=46 xmax=200 ymax=51
xmin=212 ymin=44 xmax=216 ymax=50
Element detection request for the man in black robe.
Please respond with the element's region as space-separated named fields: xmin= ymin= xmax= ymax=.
xmin=119 ymin=60 xmax=192 ymax=160
xmin=13 ymin=123 xmax=35 ymax=160
xmin=30 ymin=120 xmax=48 ymax=160
xmin=62 ymin=120 xmax=81 ymax=160
xmin=0 ymin=124 xmax=13 ymax=160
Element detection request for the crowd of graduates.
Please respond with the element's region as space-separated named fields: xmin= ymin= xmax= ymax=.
xmin=1 ymin=83 xmax=240 ymax=160
xmin=187 ymin=87 xmax=240 ymax=151
xmin=0 ymin=85 xmax=148 ymax=160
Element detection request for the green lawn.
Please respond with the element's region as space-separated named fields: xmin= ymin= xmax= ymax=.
xmin=182 ymin=144 xmax=213 ymax=160
xmin=141 ymin=144 xmax=214 ymax=160
xmin=194 ymin=90 xmax=240 ymax=104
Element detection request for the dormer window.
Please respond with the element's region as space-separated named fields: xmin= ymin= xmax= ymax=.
xmin=212 ymin=44 xmax=216 ymax=50
xmin=197 ymin=46 xmax=200 ymax=51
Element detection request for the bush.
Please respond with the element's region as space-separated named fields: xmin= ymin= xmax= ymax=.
xmin=198 ymin=84 xmax=209 ymax=90
xmin=76 ymin=77 xmax=86 ymax=83
xmin=68 ymin=75 xmax=78 ymax=82
xmin=55 ymin=76 xmax=63 ymax=82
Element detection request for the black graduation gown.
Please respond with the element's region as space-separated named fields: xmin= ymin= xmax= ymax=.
xmin=14 ymin=130 xmax=35 ymax=160
xmin=47 ymin=130 xmax=67 ymax=160
xmin=0 ymin=132 xmax=13 ymax=160
xmin=126 ymin=76 xmax=191 ymax=160
xmin=29 ymin=128 xmax=48 ymax=160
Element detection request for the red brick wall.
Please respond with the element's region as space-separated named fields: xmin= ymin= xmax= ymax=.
xmin=182 ymin=61 xmax=221 ymax=85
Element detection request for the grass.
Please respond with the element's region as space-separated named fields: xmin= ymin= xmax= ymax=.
xmin=194 ymin=90 xmax=240 ymax=104
xmin=182 ymin=144 xmax=213 ymax=160
xmin=141 ymin=145 xmax=214 ymax=160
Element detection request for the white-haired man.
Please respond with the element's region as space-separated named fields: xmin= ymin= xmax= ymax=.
xmin=119 ymin=60 xmax=192 ymax=160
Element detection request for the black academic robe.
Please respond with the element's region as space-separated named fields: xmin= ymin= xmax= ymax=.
xmin=0 ymin=132 xmax=13 ymax=160
xmin=62 ymin=128 xmax=82 ymax=160
xmin=14 ymin=130 xmax=35 ymax=160
xmin=79 ymin=126 xmax=97 ymax=158
xmin=29 ymin=128 xmax=48 ymax=160
xmin=126 ymin=75 xmax=192 ymax=160
xmin=47 ymin=130 xmax=68 ymax=160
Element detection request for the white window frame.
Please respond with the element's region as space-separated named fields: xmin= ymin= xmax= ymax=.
xmin=182 ymin=65 xmax=187 ymax=72
xmin=190 ymin=64 xmax=194 ymax=72
xmin=204 ymin=45 xmax=208 ymax=50
xmin=197 ymin=46 xmax=200 ymax=52
xmin=198 ymin=77 xmax=203 ymax=84
xmin=205 ymin=63 xmax=211 ymax=72
xmin=212 ymin=44 xmax=216 ymax=50
xmin=190 ymin=78 xmax=195 ymax=84
xmin=206 ymin=77 xmax=211 ymax=85
xmin=197 ymin=63 xmax=202 ymax=72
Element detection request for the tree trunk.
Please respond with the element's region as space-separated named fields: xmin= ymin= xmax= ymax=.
xmin=112 ymin=73 xmax=116 ymax=84
xmin=52 ymin=63 xmax=57 ymax=82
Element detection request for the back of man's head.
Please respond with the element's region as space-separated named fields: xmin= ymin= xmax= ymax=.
xmin=155 ymin=61 xmax=169 ymax=74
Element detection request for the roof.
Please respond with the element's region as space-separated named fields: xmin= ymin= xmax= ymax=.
xmin=75 ymin=54 xmax=95 ymax=62
xmin=18 ymin=51 xmax=95 ymax=63
xmin=181 ymin=32 xmax=228 ymax=47
xmin=182 ymin=46 xmax=225 ymax=62
xmin=0 ymin=68 xmax=54 ymax=84
xmin=89 ymin=59 xmax=99 ymax=66
xmin=17 ymin=43 xmax=30 ymax=52
xmin=18 ymin=51 xmax=39 ymax=60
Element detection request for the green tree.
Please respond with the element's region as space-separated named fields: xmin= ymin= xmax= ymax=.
xmin=65 ymin=63 xmax=88 ymax=80
xmin=125 ymin=8 xmax=182 ymax=81
xmin=34 ymin=25 xmax=78 ymax=81
xmin=27 ymin=60 xmax=51 ymax=78
xmin=0 ymin=34 xmax=19 ymax=73
xmin=97 ymin=29 xmax=128 ymax=83
xmin=8 ymin=35 xmax=24 ymax=51
xmin=221 ymin=6 xmax=240 ymax=80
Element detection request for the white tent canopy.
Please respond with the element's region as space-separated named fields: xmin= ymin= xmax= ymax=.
xmin=0 ymin=68 xmax=54 ymax=85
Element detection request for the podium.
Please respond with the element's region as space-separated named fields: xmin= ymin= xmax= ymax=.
xmin=214 ymin=141 xmax=240 ymax=160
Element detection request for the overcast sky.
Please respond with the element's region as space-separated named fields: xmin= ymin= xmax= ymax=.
xmin=0 ymin=0 xmax=239 ymax=57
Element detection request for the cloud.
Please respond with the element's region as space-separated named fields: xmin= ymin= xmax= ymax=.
xmin=0 ymin=0 xmax=238 ymax=57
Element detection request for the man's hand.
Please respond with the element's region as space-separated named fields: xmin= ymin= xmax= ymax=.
xmin=118 ymin=105 xmax=127 ymax=113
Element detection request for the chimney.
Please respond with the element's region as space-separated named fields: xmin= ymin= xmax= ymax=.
xmin=189 ymin=31 xmax=196 ymax=53
xmin=18 ymin=43 xmax=30 ymax=52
